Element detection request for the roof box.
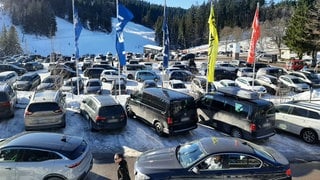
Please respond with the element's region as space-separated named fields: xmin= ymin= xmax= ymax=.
xmin=217 ymin=86 xmax=259 ymax=100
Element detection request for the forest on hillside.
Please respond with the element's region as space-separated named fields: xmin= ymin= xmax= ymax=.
xmin=0 ymin=0 xmax=318 ymax=58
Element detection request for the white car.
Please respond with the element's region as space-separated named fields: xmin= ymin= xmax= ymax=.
xmin=166 ymin=80 xmax=189 ymax=94
xmin=215 ymin=79 xmax=237 ymax=89
xmin=235 ymin=77 xmax=267 ymax=95
xmin=278 ymin=75 xmax=310 ymax=93
xmin=100 ymin=69 xmax=127 ymax=83
xmin=237 ymin=67 xmax=254 ymax=77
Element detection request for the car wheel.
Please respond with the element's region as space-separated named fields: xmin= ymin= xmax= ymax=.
xmin=102 ymin=78 xmax=107 ymax=82
xmin=154 ymin=121 xmax=164 ymax=136
xmin=231 ymin=128 xmax=242 ymax=138
xmin=301 ymin=129 xmax=318 ymax=144
xmin=126 ymin=105 xmax=134 ymax=118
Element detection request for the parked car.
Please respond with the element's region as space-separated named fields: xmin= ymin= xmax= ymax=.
xmin=257 ymin=53 xmax=277 ymax=63
xmin=275 ymin=101 xmax=320 ymax=144
xmin=80 ymin=95 xmax=127 ymax=131
xmin=100 ymin=69 xmax=127 ymax=83
xmin=60 ymin=77 xmax=84 ymax=94
xmin=236 ymin=67 xmax=254 ymax=77
xmin=83 ymin=67 xmax=105 ymax=79
xmin=256 ymin=76 xmax=290 ymax=95
xmin=24 ymin=61 xmax=44 ymax=71
xmin=197 ymin=87 xmax=275 ymax=140
xmin=0 ymin=132 xmax=93 ymax=179
xmin=50 ymin=66 xmax=76 ymax=79
xmin=0 ymin=83 xmax=17 ymax=119
xmin=203 ymin=67 xmax=237 ymax=81
xmin=235 ymin=77 xmax=267 ymax=95
xmin=123 ymin=64 xmax=147 ymax=79
xmin=13 ymin=72 xmax=41 ymax=91
xmin=24 ymin=90 xmax=66 ymax=130
xmin=0 ymin=71 xmax=18 ymax=86
xmin=125 ymin=88 xmax=198 ymax=136
xmin=0 ymin=64 xmax=26 ymax=75
xmin=165 ymin=80 xmax=189 ymax=94
xmin=279 ymin=75 xmax=310 ymax=93
xmin=289 ymin=70 xmax=320 ymax=88
xmin=134 ymin=136 xmax=291 ymax=180
xmin=137 ymin=80 xmax=158 ymax=91
xmin=214 ymin=79 xmax=237 ymax=89
xmin=286 ymin=58 xmax=304 ymax=71
xmin=135 ymin=70 xmax=159 ymax=82
xmin=180 ymin=53 xmax=195 ymax=61
xmin=111 ymin=79 xmax=127 ymax=95
xmin=37 ymin=75 xmax=64 ymax=91
xmin=166 ymin=69 xmax=194 ymax=82
xmin=190 ymin=77 xmax=215 ymax=97
xmin=84 ymin=78 xmax=102 ymax=94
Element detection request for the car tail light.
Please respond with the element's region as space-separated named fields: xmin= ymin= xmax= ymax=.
xmin=0 ymin=101 xmax=11 ymax=107
xmin=96 ymin=116 xmax=106 ymax=121
xmin=54 ymin=109 xmax=63 ymax=114
xmin=250 ymin=123 xmax=256 ymax=132
xmin=167 ymin=117 xmax=173 ymax=125
xmin=67 ymin=159 xmax=83 ymax=168
xmin=25 ymin=111 xmax=33 ymax=115
xmin=286 ymin=168 xmax=292 ymax=177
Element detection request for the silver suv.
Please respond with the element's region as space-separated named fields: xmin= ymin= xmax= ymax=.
xmin=80 ymin=95 xmax=127 ymax=131
xmin=0 ymin=132 xmax=93 ymax=179
xmin=24 ymin=90 xmax=66 ymax=130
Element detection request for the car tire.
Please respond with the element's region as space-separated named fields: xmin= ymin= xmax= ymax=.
xmin=154 ymin=121 xmax=164 ymax=136
xmin=231 ymin=128 xmax=242 ymax=138
xmin=301 ymin=129 xmax=318 ymax=144
xmin=102 ymin=78 xmax=107 ymax=82
xmin=126 ymin=105 xmax=134 ymax=118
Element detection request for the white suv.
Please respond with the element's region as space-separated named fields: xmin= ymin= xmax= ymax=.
xmin=275 ymin=101 xmax=320 ymax=144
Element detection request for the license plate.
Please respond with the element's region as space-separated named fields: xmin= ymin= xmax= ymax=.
xmin=181 ymin=117 xmax=189 ymax=122
xmin=109 ymin=119 xmax=118 ymax=123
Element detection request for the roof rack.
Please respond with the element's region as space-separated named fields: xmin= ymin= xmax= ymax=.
xmin=217 ymin=86 xmax=259 ymax=100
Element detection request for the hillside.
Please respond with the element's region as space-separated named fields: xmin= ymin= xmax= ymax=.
xmin=0 ymin=11 xmax=157 ymax=57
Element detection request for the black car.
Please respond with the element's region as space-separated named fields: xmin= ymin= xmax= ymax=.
xmin=50 ymin=67 xmax=76 ymax=79
xmin=24 ymin=61 xmax=44 ymax=71
xmin=0 ymin=64 xmax=26 ymax=76
xmin=134 ymin=136 xmax=292 ymax=180
xmin=83 ymin=67 xmax=105 ymax=79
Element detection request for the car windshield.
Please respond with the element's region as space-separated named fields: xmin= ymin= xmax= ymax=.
xmin=65 ymin=80 xmax=77 ymax=86
xmin=291 ymin=78 xmax=305 ymax=83
xmin=177 ymin=140 xmax=206 ymax=168
xmin=88 ymin=81 xmax=101 ymax=86
xmin=43 ymin=77 xmax=56 ymax=83
xmin=18 ymin=76 xmax=32 ymax=81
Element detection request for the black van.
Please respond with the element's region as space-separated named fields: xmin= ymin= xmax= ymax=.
xmin=197 ymin=87 xmax=275 ymax=141
xmin=125 ymin=88 xmax=198 ymax=136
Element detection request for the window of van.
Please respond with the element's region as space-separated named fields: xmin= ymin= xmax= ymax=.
xmin=171 ymin=99 xmax=195 ymax=115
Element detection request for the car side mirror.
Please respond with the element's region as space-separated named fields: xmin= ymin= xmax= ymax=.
xmin=191 ymin=167 xmax=199 ymax=174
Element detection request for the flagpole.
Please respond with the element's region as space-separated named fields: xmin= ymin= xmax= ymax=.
xmin=72 ymin=0 xmax=80 ymax=95
xmin=161 ymin=0 xmax=166 ymax=88
xmin=116 ymin=0 xmax=120 ymax=98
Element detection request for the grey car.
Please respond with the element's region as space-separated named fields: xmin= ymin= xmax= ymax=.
xmin=80 ymin=95 xmax=127 ymax=131
xmin=0 ymin=132 xmax=93 ymax=179
xmin=84 ymin=78 xmax=102 ymax=94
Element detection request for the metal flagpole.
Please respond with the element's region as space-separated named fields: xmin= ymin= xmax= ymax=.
xmin=72 ymin=0 xmax=80 ymax=95
xmin=116 ymin=0 xmax=120 ymax=98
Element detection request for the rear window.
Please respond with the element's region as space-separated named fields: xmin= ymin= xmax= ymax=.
xmin=88 ymin=81 xmax=101 ymax=86
xmin=171 ymin=98 xmax=195 ymax=115
xmin=99 ymin=105 xmax=125 ymax=116
xmin=63 ymin=140 xmax=88 ymax=160
xmin=0 ymin=92 xmax=9 ymax=101
xmin=19 ymin=76 xmax=32 ymax=81
xmin=27 ymin=102 xmax=60 ymax=112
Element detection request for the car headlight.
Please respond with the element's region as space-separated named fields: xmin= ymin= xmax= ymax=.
xmin=135 ymin=171 xmax=150 ymax=180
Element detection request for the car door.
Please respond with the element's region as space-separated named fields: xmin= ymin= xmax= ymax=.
xmin=128 ymin=92 xmax=144 ymax=118
xmin=0 ymin=148 xmax=19 ymax=180
xmin=276 ymin=105 xmax=304 ymax=135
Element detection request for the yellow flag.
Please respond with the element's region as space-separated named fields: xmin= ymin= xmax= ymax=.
xmin=207 ymin=3 xmax=219 ymax=83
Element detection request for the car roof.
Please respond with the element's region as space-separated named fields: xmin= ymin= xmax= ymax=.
xmin=0 ymin=71 xmax=17 ymax=76
xmin=1 ymin=132 xmax=82 ymax=153
xmin=31 ymin=90 xmax=60 ymax=102
xmin=199 ymin=137 xmax=255 ymax=154
xmin=280 ymin=74 xmax=299 ymax=79
xmin=282 ymin=101 xmax=320 ymax=111
xmin=90 ymin=95 xmax=119 ymax=106
xmin=143 ymin=88 xmax=193 ymax=101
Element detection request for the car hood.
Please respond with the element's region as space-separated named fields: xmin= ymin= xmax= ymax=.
xmin=60 ymin=86 xmax=74 ymax=91
xmin=136 ymin=147 xmax=182 ymax=170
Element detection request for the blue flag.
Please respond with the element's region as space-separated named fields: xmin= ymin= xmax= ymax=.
xmin=73 ymin=7 xmax=82 ymax=59
xmin=116 ymin=3 xmax=134 ymax=67
xmin=162 ymin=7 xmax=169 ymax=69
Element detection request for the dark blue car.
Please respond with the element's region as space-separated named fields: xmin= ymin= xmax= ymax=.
xmin=134 ymin=136 xmax=291 ymax=179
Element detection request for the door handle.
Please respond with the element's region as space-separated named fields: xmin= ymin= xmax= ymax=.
xmin=5 ymin=167 xmax=12 ymax=170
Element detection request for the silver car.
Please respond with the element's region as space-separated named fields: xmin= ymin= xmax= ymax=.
xmin=0 ymin=132 xmax=93 ymax=179
xmin=275 ymin=101 xmax=320 ymax=144
xmin=84 ymin=78 xmax=102 ymax=94
xmin=279 ymin=75 xmax=310 ymax=92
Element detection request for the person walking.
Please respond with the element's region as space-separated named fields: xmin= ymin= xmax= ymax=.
xmin=114 ymin=153 xmax=131 ymax=180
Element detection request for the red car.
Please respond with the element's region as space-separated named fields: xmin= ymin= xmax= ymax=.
xmin=286 ymin=59 xmax=304 ymax=71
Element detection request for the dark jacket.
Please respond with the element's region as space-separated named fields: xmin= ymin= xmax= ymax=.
xmin=117 ymin=159 xmax=130 ymax=180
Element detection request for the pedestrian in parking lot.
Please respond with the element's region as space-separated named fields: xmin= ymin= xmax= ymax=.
xmin=114 ymin=153 xmax=131 ymax=180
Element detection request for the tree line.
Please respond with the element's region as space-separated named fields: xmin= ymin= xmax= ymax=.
xmin=0 ymin=0 xmax=319 ymax=61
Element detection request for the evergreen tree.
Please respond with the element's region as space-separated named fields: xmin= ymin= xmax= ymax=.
xmin=7 ymin=26 xmax=23 ymax=56
xmin=283 ymin=0 xmax=314 ymax=58
xmin=0 ymin=25 xmax=8 ymax=56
